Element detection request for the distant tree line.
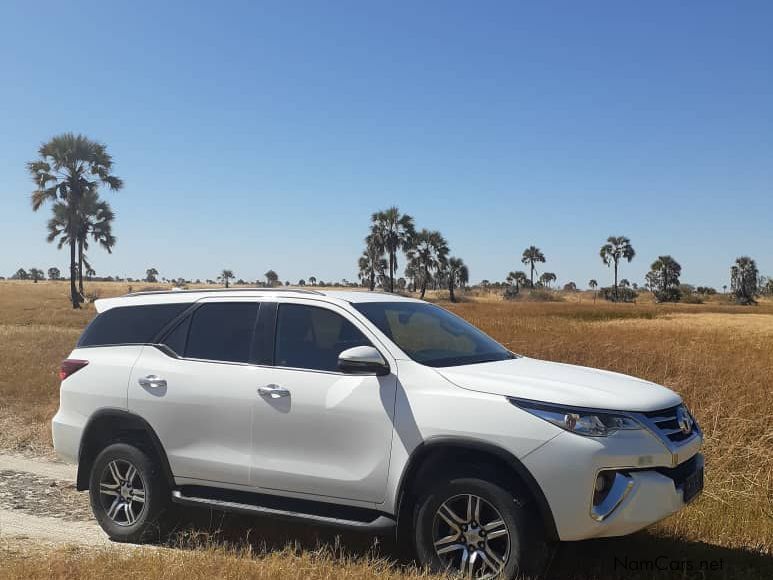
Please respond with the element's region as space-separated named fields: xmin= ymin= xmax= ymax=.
xmin=20 ymin=135 xmax=769 ymax=308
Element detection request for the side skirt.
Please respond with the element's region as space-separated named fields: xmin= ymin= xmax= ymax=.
xmin=171 ymin=486 xmax=396 ymax=533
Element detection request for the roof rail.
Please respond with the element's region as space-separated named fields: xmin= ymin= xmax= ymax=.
xmin=123 ymin=287 xmax=325 ymax=298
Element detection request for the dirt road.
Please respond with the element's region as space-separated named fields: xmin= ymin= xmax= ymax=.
xmin=0 ymin=453 xmax=109 ymax=547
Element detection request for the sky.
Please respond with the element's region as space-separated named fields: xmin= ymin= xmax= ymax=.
xmin=1 ymin=1 xmax=771 ymax=289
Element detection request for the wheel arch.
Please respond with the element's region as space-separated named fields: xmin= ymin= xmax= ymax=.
xmin=395 ymin=436 xmax=558 ymax=541
xmin=76 ymin=408 xmax=174 ymax=491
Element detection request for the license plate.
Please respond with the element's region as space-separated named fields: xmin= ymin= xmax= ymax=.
xmin=682 ymin=466 xmax=704 ymax=503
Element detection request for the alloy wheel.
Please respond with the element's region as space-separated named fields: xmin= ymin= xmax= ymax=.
xmin=432 ymin=493 xmax=511 ymax=579
xmin=98 ymin=459 xmax=147 ymax=526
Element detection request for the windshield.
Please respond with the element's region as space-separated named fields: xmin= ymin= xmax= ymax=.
xmin=353 ymin=302 xmax=515 ymax=368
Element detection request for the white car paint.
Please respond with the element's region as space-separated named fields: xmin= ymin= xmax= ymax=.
xmin=52 ymin=288 xmax=702 ymax=543
xmin=436 ymin=357 xmax=682 ymax=412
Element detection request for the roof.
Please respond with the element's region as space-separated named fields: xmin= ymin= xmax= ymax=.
xmin=94 ymin=287 xmax=422 ymax=313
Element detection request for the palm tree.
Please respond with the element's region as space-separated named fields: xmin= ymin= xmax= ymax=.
xmin=69 ymin=188 xmax=115 ymax=298
xmin=358 ymin=234 xmax=385 ymax=291
xmin=521 ymin=246 xmax=546 ymax=287
xmin=308 ymin=276 xmax=317 ymax=286
xmin=447 ymin=257 xmax=468 ymax=302
xmin=28 ymin=133 xmax=123 ymax=308
xmin=145 ymin=268 xmax=159 ymax=283
xmin=731 ymin=256 xmax=759 ymax=305
xmin=599 ymin=236 xmax=635 ymax=302
xmin=646 ymin=256 xmax=682 ymax=302
xmin=265 ymin=270 xmax=279 ymax=287
xmin=218 ymin=269 xmax=234 ymax=288
xmin=45 ymin=191 xmax=114 ymax=298
xmin=407 ymin=229 xmax=449 ymax=299
xmin=539 ymin=272 xmax=557 ymax=288
xmin=588 ymin=279 xmax=598 ymax=303
xmin=370 ymin=207 xmax=415 ymax=292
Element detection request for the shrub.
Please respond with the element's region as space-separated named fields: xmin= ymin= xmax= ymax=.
xmin=598 ymin=286 xmax=638 ymax=303
xmin=682 ymin=292 xmax=704 ymax=304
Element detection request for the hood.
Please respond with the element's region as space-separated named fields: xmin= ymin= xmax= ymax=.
xmin=435 ymin=357 xmax=681 ymax=412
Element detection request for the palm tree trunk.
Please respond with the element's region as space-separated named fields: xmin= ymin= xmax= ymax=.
xmin=449 ymin=278 xmax=456 ymax=302
xmin=389 ymin=253 xmax=395 ymax=292
xmin=530 ymin=263 xmax=534 ymax=287
xmin=369 ymin=271 xmax=375 ymax=291
xmin=614 ymin=260 xmax=619 ymax=302
xmin=69 ymin=239 xmax=80 ymax=309
xmin=77 ymin=240 xmax=84 ymax=301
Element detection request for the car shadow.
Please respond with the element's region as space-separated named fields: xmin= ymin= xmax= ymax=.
xmin=163 ymin=508 xmax=772 ymax=579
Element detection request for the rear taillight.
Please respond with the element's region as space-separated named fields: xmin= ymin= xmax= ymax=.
xmin=59 ymin=359 xmax=89 ymax=381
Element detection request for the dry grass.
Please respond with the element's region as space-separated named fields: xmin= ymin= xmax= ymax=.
xmin=1 ymin=281 xmax=772 ymax=578
xmin=0 ymin=544 xmax=438 ymax=580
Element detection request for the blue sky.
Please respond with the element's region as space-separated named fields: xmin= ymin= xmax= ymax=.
xmin=1 ymin=1 xmax=771 ymax=288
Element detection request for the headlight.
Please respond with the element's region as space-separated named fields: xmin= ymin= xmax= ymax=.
xmin=511 ymin=399 xmax=642 ymax=437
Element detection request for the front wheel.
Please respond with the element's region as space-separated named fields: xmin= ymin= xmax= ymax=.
xmin=414 ymin=477 xmax=546 ymax=579
xmin=88 ymin=442 xmax=173 ymax=543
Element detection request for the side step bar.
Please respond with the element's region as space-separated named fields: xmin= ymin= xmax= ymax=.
xmin=171 ymin=490 xmax=396 ymax=533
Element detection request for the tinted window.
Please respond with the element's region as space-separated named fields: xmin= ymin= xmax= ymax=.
xmin=275 ymin=304 xmax=371 ymax=372
xmin=161 ymin=316 xmax=191 ymax=356
xmin=353 ymin=302 xmax=514 ymax=367
xmin=78 ymin=304 xmax=189 ymax=347
xmin=185 ymin=302 xmax=258 ymax=363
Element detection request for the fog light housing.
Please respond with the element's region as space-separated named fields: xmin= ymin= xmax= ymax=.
xmin=591 ymin=471 xmax=635 ymax=521
xmin=593 ymin=471 xmax=617 ymax=504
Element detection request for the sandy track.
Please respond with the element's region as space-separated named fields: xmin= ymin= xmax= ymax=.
xmin=0 ymin=452 xmax=107 ymax=547
xmin=0 ymin=453 xmax=77 ymax=482
xmin=0 ymin=507 xmax=109 ymax=547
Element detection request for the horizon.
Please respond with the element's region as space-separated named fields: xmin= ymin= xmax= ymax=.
xmin=2 ymin=1 xmax=772 ymax=290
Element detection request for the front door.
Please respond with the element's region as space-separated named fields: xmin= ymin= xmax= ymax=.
xmin=250 ymin=300 xmax=397 ymax=503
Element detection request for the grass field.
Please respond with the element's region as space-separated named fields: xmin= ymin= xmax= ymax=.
xmin=1 ymin=280 xmax=771 ymax=578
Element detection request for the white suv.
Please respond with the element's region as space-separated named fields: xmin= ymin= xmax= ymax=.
xmin=52 ymin=289 xmax=703 ymax=579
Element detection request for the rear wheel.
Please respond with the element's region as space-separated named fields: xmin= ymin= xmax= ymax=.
xmin=89 ymin=442 xmax=173 ymax=543
xmin=414 ymin=477 xmax=546 ymax=579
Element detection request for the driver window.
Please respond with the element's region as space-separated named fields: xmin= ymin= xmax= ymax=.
xmin=275 ymin=304 xmax=372 ymax=372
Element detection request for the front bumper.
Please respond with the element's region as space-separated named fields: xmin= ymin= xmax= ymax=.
xmin=523 ymin=429 xmax=703 ymax=541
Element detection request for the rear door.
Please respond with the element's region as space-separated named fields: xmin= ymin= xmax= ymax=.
xmin=249 ymin=299 xmax=398 ymax=503
xmin=129 ymin=298 xmax=268 ymax=486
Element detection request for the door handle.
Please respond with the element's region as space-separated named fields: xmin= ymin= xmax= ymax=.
xmin=258 ymin=384 xmax=290 ymax=399
xmin=138 ymin=375 xmax=167 ymax=389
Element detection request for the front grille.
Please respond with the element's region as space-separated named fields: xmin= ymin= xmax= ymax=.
xmin=656 ymin=453 xmax=701 ymax=487
xmin=642 ymin=405 xmax=694 ymax=443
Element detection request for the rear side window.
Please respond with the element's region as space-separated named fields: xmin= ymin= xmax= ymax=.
xmin=185 ymin=302 xmax=259 ymax=363
xmin=78 ymin=304 xmax=189 ymax=347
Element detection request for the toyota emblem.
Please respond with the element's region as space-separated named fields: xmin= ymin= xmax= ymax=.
xmin=676 ymin=406 xmax=693 ymax=435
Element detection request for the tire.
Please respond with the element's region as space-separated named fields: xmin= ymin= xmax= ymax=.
xmin=88 ymin=442 xmax=173 ymax=543
xmin=414 ymin=477 xmax=547 ymax=579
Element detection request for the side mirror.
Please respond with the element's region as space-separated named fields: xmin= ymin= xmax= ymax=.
xmin=338 ymin=346 xmax=390 ymax=376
